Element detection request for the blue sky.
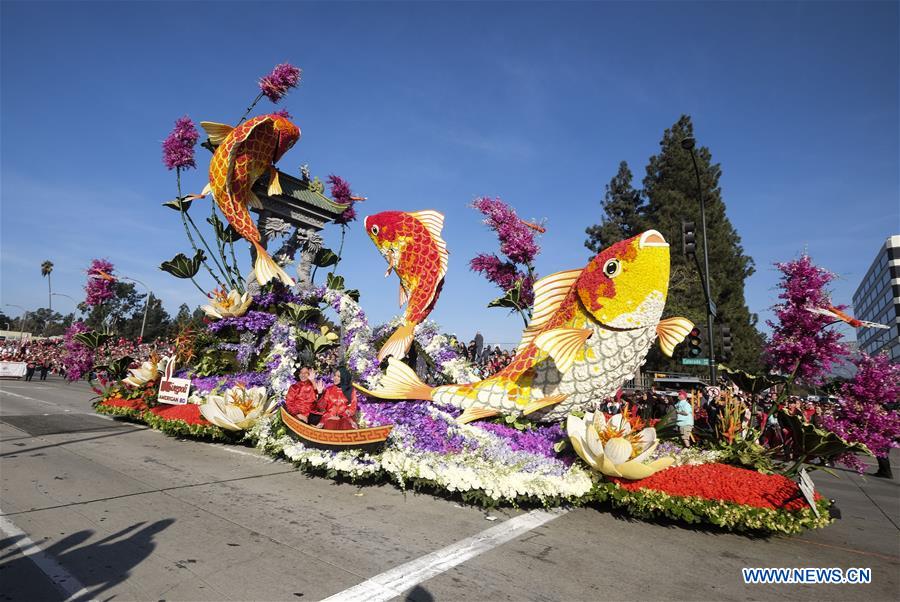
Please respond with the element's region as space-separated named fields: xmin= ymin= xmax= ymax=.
xmin=2 ymin=1 xmax=897 ymax=347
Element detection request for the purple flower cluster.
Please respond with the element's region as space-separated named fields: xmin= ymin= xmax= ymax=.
xmin=328 ymin=174 xmax=358 ymax=225
xmin=62 ymin=322 xmax=94 ymax=381
xmin=475 ymin=422 xmax=567 ymax=460
xmin=765 ymin=255 xmax=848 ymax=383
xmin=162 ymin=116 xmax=199 ymax=171
xmin=272 ymin=108 xmax=293 ymax=120
xmin=192 ymin=371 xmax=270 ymax=394
xmin=822 ymin=352 xmax=900 ymax=470
xmin=207 ymin=311 xmax=277 ymax=334
xmin=362 ymin=402 xmax=473 ymax=454
xmin=469 ymin=254 xmax=535 ymax=307
xmin=253 ymin=285 xmax=304 ymax=308
xmin=259 ymin=63 xmax=302 ymax=103
xmin=84 ymin=258 xmax=116 ymax=306
xmin=471 ymin=197 xmax=541 ymax=264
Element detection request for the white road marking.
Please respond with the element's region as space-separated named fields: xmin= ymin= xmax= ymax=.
xmin=0 ymin=389 xmax=60 ymax=406
xmin=321 ymin=508 xmax=568 ymax=602
xmin=0 ymin=509 xmax=96 ymax=601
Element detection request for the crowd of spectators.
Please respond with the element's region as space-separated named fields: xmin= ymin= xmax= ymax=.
xmin=1 ymin=336 xmax=174 ymax=381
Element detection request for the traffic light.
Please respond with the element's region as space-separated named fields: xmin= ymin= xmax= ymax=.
xmin=682 ymin=221 xmax=696 ymax=256
xmin=687 ymin=326 xmax=703 ymax=357
xmin=720 ymin=325 xmax=732 ymax=361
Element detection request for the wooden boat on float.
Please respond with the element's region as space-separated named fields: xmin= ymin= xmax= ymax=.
xmin=279 ymin=406 xmax=393 ymax=451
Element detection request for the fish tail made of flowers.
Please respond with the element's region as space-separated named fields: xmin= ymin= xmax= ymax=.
xmin=377 ymin=321 xmax=416 ymax=362
xmin=354 ymin=357 xmax=433 ymax=402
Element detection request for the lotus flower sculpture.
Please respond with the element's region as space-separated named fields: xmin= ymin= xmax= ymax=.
xmin=198 ymin=384 xmax=275 ymax=431
xmin=567 ymin=410 xmax=674 ymax=480
xmin=123 ymin=354 xmax=169 ymax=388
xmin=201 ymin=287 xmax=252 ymax=319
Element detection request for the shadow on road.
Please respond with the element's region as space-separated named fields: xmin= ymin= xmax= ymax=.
xmin=0 ymin=427 xmax=148 ymax=459
xmin=0 ymin=518 xmax=175 ymax=601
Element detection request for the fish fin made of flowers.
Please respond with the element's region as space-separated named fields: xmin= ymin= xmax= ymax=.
xmin=378 ymin=322 xmax=415 ymax=362
xmin=522 ymin=394 xmax=567 ymax=416
xmin=268 ymin=166 xmax=282 ymax=196
xmin=248 ymin=190 xmax=264 ymax=209
xmin=353 ymin=357 xmax=433 ymax=401
xmin=456 ymin=406 xmax=500 ymax=424
xmin=518 ymin=269 xmax=583 ymax=353
xmin=200 ymin=121 xmax=234 ymax=146
xmin=657 ymin=317 xmax=694 ymax=357
xmin=534 ymin=328 xmax=592 ymax=374
xmin=251 ymin=241 xmax=295 ymax=287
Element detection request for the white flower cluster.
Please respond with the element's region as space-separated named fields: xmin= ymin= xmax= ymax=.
xmin=268 ymin=322 xmax=300 ymax=399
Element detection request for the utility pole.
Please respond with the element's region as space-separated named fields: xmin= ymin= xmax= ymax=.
xmin=681 ymin=137 xmax=717 ymax=384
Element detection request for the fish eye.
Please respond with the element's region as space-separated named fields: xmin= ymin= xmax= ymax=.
xmin=603 ymin=259 xmax=621 ymax=278
xmin=371 ymin=225 xmax=379 ymax=236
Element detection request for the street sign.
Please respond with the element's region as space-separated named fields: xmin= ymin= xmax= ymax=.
xmin=681 ymin=358 xmax=711 ymax=366
xmin=708 ymin=300 xmax=717 ymax=318
xmin=798 ymin=468 xmax=820 ymax=518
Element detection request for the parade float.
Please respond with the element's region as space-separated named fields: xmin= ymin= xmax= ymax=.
xmin=80 ymin=62 xmax=856 ymax=535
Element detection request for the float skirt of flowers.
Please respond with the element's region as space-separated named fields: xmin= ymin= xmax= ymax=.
xmin=593 ymin=463 xmax=832 ymax=534
xmin=95 ymin=397 xmax=230 ymax=441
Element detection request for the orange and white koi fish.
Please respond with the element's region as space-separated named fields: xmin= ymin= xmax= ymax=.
xmin=806 ymin=305 xmax=889 ymax=329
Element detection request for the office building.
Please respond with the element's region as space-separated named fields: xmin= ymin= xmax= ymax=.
xmin=852 ymin=235 xmax=900 ymax=361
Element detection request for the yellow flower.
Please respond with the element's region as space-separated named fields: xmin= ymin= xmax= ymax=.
xmin=198 ymin=385 xmax=273 ymax=431
xmin=566 ymin=411 xmax=673 ymax=480
xmin=201 ymin=288 xmax=252 ymax=319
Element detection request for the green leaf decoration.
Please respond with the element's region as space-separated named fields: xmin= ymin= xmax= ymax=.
xmin=345 ymin=289 xmax=361 ymax=302
xmin=718 ymin=365 xmax=786 ymax=394
xmin=313 ymin=248 xmax=339 ymax=268
xmin=94 ymin=355 xmax=134 ymax=381
xmin=778 ymin=411 xmax=872 ymax=472
xmin=74 ymin=330 xmax=113 ymax=350
xmin=326 ymin=272 xmax=345 ymax=290
xmin=162 ymin=196 xmax=194 ymax=212
xmin=487 ymin=280 xmax=523 ymax=311
xmin=295 ymin=328 xmax=339 ymax=355
xmin=160 ymin=249 xmax=206 ymax=279
xmin=205 ymin=213 xmax=242 ymax=243
xmin=283 ymin=303 xmax=322 ymax=324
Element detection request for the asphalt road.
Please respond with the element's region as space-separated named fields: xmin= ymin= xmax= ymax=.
xmin=1 ymin=376 xmax=898 ymax=602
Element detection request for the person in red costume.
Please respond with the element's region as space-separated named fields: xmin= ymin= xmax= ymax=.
xmin=317 ymin=368 xmax=359 ymax=430
xmin=284 ymin=366 xmax=325 ymax=424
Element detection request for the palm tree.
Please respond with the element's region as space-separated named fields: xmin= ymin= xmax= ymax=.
xmin=41 ymin=260 xmax=53 ymax=310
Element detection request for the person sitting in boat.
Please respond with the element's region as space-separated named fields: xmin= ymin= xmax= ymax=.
xmin=317 ymin=366 xmax=359 ymax=430
xmin=284 ymin=366 xmax=325 ymax=425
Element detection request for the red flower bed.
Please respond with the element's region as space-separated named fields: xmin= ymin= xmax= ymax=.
xmin=612 ymin=463 xmax=820 ymax=511
xmin=148 ymin=403 xmax=210 ymax=426
xmin=100 ymin=397 xmax=148 ymax=412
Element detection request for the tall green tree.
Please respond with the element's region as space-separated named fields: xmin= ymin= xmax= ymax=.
xmin=78 ymin=281 xmax=142 ymax=334
xmin=41 ymin=260 xmax=53 ymax=311
xmin=584 ymin=161 xmax=645 ymax=255
xmin=642 ymin=115 xmax=764 ymax=372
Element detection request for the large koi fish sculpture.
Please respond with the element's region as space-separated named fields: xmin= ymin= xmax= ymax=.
xmin=357 ymin=230 xmax=694 ymax=423
xmin=199 ymin=114 xmax=300 ymax=286
xmin=365 ymin=210 xmax=449 ymax=362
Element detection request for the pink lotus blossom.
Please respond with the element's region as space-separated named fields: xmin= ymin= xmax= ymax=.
xmin=259 ymin=63 xmax=302 ymax=103
xmin=85 ymin=259 xmax=116 ymax=306
xmin=765 ymin=255 xmax=848 ymax=383
xmin=822 ymin=353 xmax=900 ymax=471
xmin=162 ymin=116 xmax=199 ymax=170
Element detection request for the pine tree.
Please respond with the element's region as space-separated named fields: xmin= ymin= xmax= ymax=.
xmin=642 ymin=115 xmax=764 ymax=373
xmin=584 ymin=161 xmax=645 ymax=254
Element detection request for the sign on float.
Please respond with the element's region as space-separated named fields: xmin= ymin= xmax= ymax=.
xmin=157 ymin=359 xmax=191 ymax=405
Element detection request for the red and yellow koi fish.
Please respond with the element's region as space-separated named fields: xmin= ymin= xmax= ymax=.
xmin=199 ymin=114 xmax=299 ymax=286
xmin=364 ymin=210 xmax=449 ymax=362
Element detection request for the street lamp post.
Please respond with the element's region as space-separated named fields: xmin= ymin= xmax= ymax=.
xmin=4 ymin=304 xmax=30 ymax=342
xmin=120 ymin=276 xmax=153 ymax=341
xmin=680 ymin=137 xmax=717 ymax=384
xmin=51 ymin=292 xmax=79 ymax=307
